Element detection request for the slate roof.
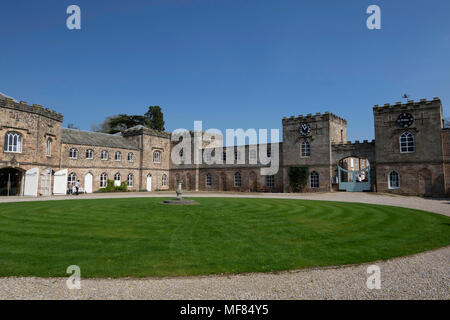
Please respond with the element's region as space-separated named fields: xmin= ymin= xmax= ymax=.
xmin=61 ymin=128 xmax=140 ymax=150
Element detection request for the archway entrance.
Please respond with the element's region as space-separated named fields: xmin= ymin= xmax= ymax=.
xmin=338 ymin=157 xmax=371 ymax=192
xmin=0 ymin=168 xmax=23 ymax=196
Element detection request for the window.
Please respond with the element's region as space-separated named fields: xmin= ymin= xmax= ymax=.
xmin=250 ymin=150 xmax=257 ymax=162
xmin=206 ymin=173 xmax=212 ymax=187
xmin=162 ymin=174 xmax=167 ymax=186
xmin=114 ymin=173 xmax=121 ymax=186
xmin=101 ymin=150 xmax=108 ymax=160
xmin=68 ymin=172 xmax=76 ymax=189
xmin=4 ymin=132 xmax=22 ymax=153
xmin=235 ymin=150 xmax=240 ymax=161
xmin=389 ymin=171 xmax=400 ymax=189
xmin=267 ymin=147 xmax=271 ymax=158
xmin=205 ymin=152 xmax=212 ymax=163
xmin=128 ymin=152 xmax=134 ymax=162
xmin=400 ymin=132 xmax=415 ymax=153
xmin=222 ymin=151 xmax=227 ymax=162
xmin=234 ymin=172 xmax=241 ymax=187
xmin=301 ymin=141 xmax=310 ymax=157
xmin=100 ymin=173 xmax=107 ymax=188
xmin=69 ymin=148 xmax=78 ymax=159
xmin=127 ymin=174 xmax=133 ymax=187
xmin=46 ymin=138 xmax=52 ymax=157
xmin=115 ymin=151 xmax=122 ymax=161
xmin=86 ymin=149 xmax=94 ymax=159
xmin=153 ymin=151 xmax=161 ymax=163
xmin=266 ymin=175 xmax=275 ymax=187
xmin=310 ymin=171 xmax=319 ymax=188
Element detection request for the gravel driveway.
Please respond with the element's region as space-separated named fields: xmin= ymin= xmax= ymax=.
xmin=0 ymin=192 xmax=449 ymax=300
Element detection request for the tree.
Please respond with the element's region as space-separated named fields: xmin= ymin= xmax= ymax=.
xmin=144 ymin=106 xmax=165 ymax=131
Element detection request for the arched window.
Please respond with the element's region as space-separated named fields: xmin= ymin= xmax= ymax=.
xmin=266 ymin=175 xmax=275 ymax=187
xmin=162 ymin=174 xmax=167 ymax=186
xmin=100 ymin=173 xmax=107 ymax=188
xmin=400 ymin=132 xmax=415 ymax=153
xmin=301 ymin=140 xmax=310 ymax=157
xmin=153 ymin=151 xmax=161 ymax=163
xmin=206 ymin=173 xmax=212 ymax=187
xmin=388 ymin=171 xmax=400 ymax=189
xmin=68 ymin=172 xmax=76 ymax=189
xmin=114 ymin=173 xmax=121 ymax=186
xmin=234 ymin=172 xmax=241 ymax=187
xmin=69 ymin=148 xmax=78 ymax=159
xmin=4 ymin=132 xmax=23 ymax=153
xmin=101 ymin=150 xmax=108 ymax=160
xmin=127 ymin=174 xmax=133 ymax=187
xmin=86 ymin=149 xmax=94 ymax=159
xmin=115 ymin=151 xmax=122 ymax=161
xmin=310 ymin=171 xmax=319 ymax=188
xmin=46 ymin=138 xmax=52 ymax=157
xmin=127 ymin=152 xmax=134 ymax=162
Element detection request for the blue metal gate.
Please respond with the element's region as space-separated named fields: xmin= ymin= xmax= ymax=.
xmin=338 ymin=166 xmax=371 ymax=192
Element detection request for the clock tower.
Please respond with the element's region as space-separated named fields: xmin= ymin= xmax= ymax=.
xmin=282 ymin=112 xmax=347 ymax=192
xmin=373 ymin=98 xmax=445 ymax=196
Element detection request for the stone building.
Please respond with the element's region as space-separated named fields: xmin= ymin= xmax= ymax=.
xmin=0 ymin=92 xmax=448 ymax=197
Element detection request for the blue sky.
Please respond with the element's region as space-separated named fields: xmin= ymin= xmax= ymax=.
xmin=0 ymin=0 xmax=449 ymax=142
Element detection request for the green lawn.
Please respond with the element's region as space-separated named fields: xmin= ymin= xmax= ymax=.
xmin=0 ymin=197 xmax=449 ymax=278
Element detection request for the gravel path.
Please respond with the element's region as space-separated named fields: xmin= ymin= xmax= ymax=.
xmin=0 ymin=192 xmax=449 ymax=300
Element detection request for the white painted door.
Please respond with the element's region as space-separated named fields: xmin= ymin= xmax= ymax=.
xmin=39 ymin=168 xmax=52 ymax=196
xmin=53 ymin=169 xmax=68 ymax=195
xmin=146 ymin=175 xmax=152 ymax=191
xmin=24 ymin=167 xmax=39 ymax=197
xmin=84 ymin=173 xmax=93 ymax=194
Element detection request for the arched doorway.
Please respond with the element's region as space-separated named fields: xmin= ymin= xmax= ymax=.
xmin=249 ymin=171 xmax=257 ymax=192
xmin=418 ymin=169 xmax=432 ymax=197
xmin=84 ymin=173 xmax=93 ymax=194
xmin=40 ymin=168 xmax=53 ymax=196
xmin=0 ymin=167 xmax=23 ymax=196
xmin=146 ymin=174 xmax=152 ymax=192
xmin=219 ymin=173 xmax=227 ymax=191
xmin=338 ymin=156 xmax=371 ymax=192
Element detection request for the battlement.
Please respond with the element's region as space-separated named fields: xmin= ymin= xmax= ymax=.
xmin=282 ymin=111 xmax=347 ymax=124
xmin=332 ymin=139 xmax=375 ymax=151
xmin=373 ymin=98 xmax=441 ymax=114
xmin=0 ymin=96 xmax=63 ymax=122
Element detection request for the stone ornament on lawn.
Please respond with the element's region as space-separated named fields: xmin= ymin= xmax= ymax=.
xmin=161 ymin=181 xmax=198 ymax=205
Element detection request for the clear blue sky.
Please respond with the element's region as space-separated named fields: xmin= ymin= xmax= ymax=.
xmin=0 ymin=0 xmax=449 ymax=142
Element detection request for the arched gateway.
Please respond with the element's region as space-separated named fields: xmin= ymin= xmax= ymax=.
xmin=0 ymin=167 xmax=24 ymax=196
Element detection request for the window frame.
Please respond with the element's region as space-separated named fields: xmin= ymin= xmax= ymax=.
xmin=301 ymin=140 xmax=311 ymax=157
xmin=4 ymin=132 xmax=23 ymax=153
xmin=162 ymin=174 xmax=167 ymax=186
xmin=46 ymin=138 xmax=52 ymax=157
xmin=388 ymin=171 xmax=400 ymax=189
xmin=127 ymin=173 xmax=134 ymax=187
xmin=266 ymin=175 xmax=275 ymax=187
xmin=310 ymin=171 xmax=319 ymax=188
xmin=153 ymin=150 xmax=162 ymax=163
xmin=115 ymin=151 xmax=122 ymax=162
xmin=100 ymin=173 xmax=107 ymax=188
xmin=206 ymin=173 xmax=212 ymax=187
xmin=69 ymin=148 xmax=78 ymax=159
xmin=127 ymin=152 xmax=134 ymax=162
xmin=86 ymin=149 xmax=94 ymax=160
xmin=101 ymin=150 xmax=109 ymax=161
xmin=400 ymin=132 xmax=415 ymax=153
xmin=234 ymin=172 xmax=242 ymax=187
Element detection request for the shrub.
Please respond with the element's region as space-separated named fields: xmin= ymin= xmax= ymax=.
xmin=288 ymin=166 xmax=309 ymax=192
xmin=98 ymin=179 xmax=129 ymax=193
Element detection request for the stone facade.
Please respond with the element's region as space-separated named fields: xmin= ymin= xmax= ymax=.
xmin=0 ymin=93 xmax=448 ymax=197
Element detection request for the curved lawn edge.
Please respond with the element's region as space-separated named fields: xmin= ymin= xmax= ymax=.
xmin=0 ymin=197 xmax=449 ymax=278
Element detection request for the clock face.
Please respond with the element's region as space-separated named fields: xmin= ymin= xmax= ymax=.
xmin=396 ymin=113 xmax=414 ymax=128
xmin=299 ymin=123 xmax=311 ymax=136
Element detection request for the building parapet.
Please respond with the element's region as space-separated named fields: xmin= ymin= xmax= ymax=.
xmin=332 ymin=140 xmax=375 ymax=151
xmin=282 ymin=111 xmax=347 ymax=124
xmin=122 ymin=125 xmax=171 ymax=139
xmin=373 ymin=98 xmax=441 ymax=113
xmin=0 ymin=97 xmax=63 ymax=122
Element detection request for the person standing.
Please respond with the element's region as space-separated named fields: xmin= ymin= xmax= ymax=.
xmin=68 ymin=181 xmax=73 ymax=195
xmin=75 ymin=180 xmax=81 ymax=196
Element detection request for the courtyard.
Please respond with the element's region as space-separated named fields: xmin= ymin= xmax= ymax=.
xmin=0 ymin=192 xmax=448 ymax=299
